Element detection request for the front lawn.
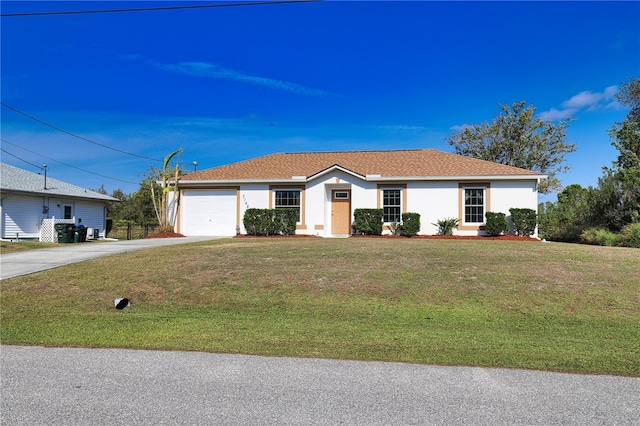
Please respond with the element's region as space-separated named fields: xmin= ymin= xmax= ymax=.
xmin=1 ymin=238 xmax=638 ymax=376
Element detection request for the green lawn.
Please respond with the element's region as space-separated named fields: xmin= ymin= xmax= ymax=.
xmin=0 ymin=240 xmax=59 ymax=254
xmin=1 ymin=238 xmax=638 ymax=376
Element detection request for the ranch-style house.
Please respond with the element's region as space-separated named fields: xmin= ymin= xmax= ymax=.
xmin=175 ymin=149 xmax=546 ymax=238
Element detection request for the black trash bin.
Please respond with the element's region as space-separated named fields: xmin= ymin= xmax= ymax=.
xmin=74 ymin=226 xmax=88 ymax=243
xmin=55 ymin=224 xmax=74 ymax=243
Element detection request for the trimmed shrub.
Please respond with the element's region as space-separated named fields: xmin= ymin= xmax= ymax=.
xmin=401 ymin=212 xmax=421 ymax=237
xmin=243 ymin=208 xmax=297 ymax=236
xmin=432 ymin=217 xmax=459 ymax=236
xmin=485 ymin=212 xmax=509 ymax=236
xmin=354 ymin=208 xmax=383 ymax=235
xmin=243 ymin=208 xmax=274 ymax=235
xmin=509 ymin=208 xmax=537 ymax=236
xmin=621 ymin=223 xmax=640 ymax=248
xmin=274 ymin=208 xmax=298 ymax=235
xmin=580 ymin=228 xmax=623 ymax=247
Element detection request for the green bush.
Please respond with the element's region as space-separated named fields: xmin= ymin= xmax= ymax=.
xmin=354 ymin=208 xmax=383 ymax=235
xmin=243 ymin=208 xmax=297 ymax=236
xmin=621 ymin=223 xmax=640 ymax=248
xmin=432 ymin=217 xmax=459 ymax=236
xmin=401 ymin=212 xmax=421 ymax=237
xmin=485 ymin=212 xmax=509 ymax=236
xmin=580 ymin=228 xmax=623 ymax=247
xmin=509 ymin=208 xmax=537 ymax=236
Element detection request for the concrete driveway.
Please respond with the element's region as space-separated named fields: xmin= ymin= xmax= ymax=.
xmin=2 ymin=345 xmax=639 ymax=425
xmin=0 ymin=237 xmax=224 ymax=280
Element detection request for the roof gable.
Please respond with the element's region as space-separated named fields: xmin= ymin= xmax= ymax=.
xmin=181 ymin=149 xmax=545 ymax=182
xmin=1 ymin=163 xmax=119 ymax=201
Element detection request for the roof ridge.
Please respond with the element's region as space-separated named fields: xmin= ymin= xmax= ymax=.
xmin=279 ymin=148 xmax=436 ymax=155
xmin=1 ymin=162 xmax=119 ymax=201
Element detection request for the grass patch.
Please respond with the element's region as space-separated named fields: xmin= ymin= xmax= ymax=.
xmin=0 ymin=240 xmax=60 ymax=254
xmin=1 ymin=238 xmax=638 ymax=376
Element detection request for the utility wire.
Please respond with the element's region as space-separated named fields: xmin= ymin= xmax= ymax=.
xmin=0 ymin=0 xmax=319 ymax=17
xmin=0 ymin=147 xmax=44 ymax=170
xmin=1 ymin=103 xmax=162 ymax=162
xmin=1 ymin=138 xmax=139 ymax=185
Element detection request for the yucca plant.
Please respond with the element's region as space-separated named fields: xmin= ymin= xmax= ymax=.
xmin=433 ymin=217 xmax=460 ymax=235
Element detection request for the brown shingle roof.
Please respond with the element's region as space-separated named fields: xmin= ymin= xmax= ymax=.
xmin=180 ymin=149 xmax=543 ymax=181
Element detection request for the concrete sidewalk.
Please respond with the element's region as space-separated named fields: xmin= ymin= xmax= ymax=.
xmin=0 ymin=237 xmax=225 ymax=280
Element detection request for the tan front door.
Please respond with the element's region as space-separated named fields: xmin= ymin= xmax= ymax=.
xmin=331 ymin=190 xmax=351 ymax=235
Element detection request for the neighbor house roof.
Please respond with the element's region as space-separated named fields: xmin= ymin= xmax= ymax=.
xmin=180 ymin=149 xmax=546 ymax=182
xmin=0 ymin=162 xmax=119 ymax=202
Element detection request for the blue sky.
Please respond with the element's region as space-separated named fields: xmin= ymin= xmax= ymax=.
xmin=1 ymin=1 xmax=638 ymax=203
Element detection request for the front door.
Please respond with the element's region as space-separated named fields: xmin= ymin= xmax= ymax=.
xmin=331 ymin=190 xmax=351 ymax=235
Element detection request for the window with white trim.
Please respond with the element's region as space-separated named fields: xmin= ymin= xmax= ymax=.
xmin=382 ymin=189 xmax=401 ymax=223
xmin=464 ymin=187 xmax=485 ymax=224
xmin=274 ymin=189 xmax=301 ymax=222
xmin=334 ymin=191 xmax=349 ymax=199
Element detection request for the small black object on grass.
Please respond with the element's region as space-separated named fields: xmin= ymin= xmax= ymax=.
xmin=114 ymin=298 xmax=130 ymax=310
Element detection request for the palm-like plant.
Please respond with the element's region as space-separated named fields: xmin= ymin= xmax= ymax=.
xmin=433 ymin=217 xmax=460 ymax=235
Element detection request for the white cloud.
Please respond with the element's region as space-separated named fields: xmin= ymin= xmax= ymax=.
xmin=539 ymin=107 xmax=577 ymax=122
xmin=561 ymin=85 xmax=618 ymax=109
xmin=376 ymin=125 xmax=429 ymax=132
xmin=449 ymin=124 xmax=475 ymax=132
xmin=155 ymin=60 xmax=334 ymax=97
xmin=540 ymin=85 xmax=618 ymax=121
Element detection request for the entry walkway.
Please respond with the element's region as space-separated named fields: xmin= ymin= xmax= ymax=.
xmin=0 ymin=237 xmax=224 ymax=280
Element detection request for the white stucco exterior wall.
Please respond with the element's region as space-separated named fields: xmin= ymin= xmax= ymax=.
xmin=181 ymin=176 xmax=541 ymax=238
xmin=405 ymin=181 xmax=459 ymax=235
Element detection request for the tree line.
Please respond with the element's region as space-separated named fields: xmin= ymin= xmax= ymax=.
xmin=447 ymin=77 xmax=639 ymax=246
xmin=536 ymin=78 xmax=639 ymax=245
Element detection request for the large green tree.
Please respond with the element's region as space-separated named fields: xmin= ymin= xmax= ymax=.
xmin=107 ymin=185 xmax=158 ymax=225
xmin=593 ymin=77 xmax=640 ymax=230
xmin=616 ymin=77 xmax=640 ymax=124
xmin=538 ymin=184 xmax=591 ymax=241
xmin=446 ymin=100 xmax=575 ymax=193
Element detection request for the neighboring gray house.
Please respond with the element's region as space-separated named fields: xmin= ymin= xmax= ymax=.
xmin=0 ymin=162 xmax=119 ymax=240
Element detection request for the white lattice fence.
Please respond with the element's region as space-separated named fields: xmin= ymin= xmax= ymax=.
xmin=39 ymin=217 xmax=75 ymax=243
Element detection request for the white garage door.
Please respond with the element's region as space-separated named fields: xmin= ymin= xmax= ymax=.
xmin=181 ymin=189 xmax=237 ymax=236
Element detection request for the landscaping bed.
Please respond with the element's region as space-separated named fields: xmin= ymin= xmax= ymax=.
xmin=145 ymin=232 xmax=185 ymax=239
xmin=236 ymin=234 xmax=539 ymax=241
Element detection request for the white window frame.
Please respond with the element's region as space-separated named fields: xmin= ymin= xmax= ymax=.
xmin=273 ymin=189 xmax=302 ymax=223
xmin=334 ymin=191 xmax=349 ymax=200
xmin=382 ymin=188 xmax=402 ymax=223
xmin=463 ymin=186 xmax=486 ymax=225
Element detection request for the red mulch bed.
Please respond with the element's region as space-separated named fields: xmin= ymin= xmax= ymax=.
xmin=234 ymin=234 xmax=317 ymax=238
xmin=234 ymin=234 xmax=539 ymax=241
xmin=145 ymin=232 xmax=186 ymax=239
xmin=352 ymin=234 xmax=539 ymax=241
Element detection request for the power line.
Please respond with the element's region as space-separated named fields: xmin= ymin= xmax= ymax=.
xmin=0 ymin=0 xmax=319 ymax=17
xmin=1 ymin=138 xmax=140 ymax=185
xmin=1 ymin=103 xmax=162 ymax=162
xmin=0 ymin=148 xmax=44 ymax=170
